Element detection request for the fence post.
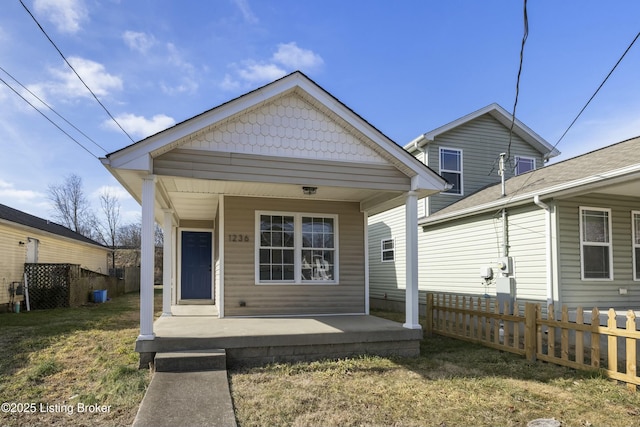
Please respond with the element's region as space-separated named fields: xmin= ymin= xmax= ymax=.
xmin=425 ymin=293 xmax=433 ymax=337
xmin=626 ymin=310 xmax=637 ymax=392
xmin=524 ymin=302 xmax=536 ymax=362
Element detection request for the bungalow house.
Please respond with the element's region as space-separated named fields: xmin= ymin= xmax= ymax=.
xmin=419 ymin=135 xmax=640 ymax=310
xmin=100 ymin=71 xmax=449 ymax=364
xmin=0 ymin=203 xmax=109 ymax=307
xmin=368 ymin=104 xmax=559 ymax=310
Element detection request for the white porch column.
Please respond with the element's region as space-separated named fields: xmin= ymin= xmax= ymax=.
xmin=161 ymin=209 xmax=174 ymax=317
xmin=139 ymin=175 xmax=156 ymax=340
xmin=404 ymin=190 xmax=421 ymax=330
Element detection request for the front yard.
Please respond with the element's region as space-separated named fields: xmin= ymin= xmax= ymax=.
xmin=1 ymin=294 xmax=639 ymax=426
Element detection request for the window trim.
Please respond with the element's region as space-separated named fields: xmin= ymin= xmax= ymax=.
xmin=255 ymin=211 xmax=339 ymax=285
xmin=439 ymin=147 xmax=463 ymax=196
xmin=381 ymin=238 xmax=395 ymax=262
xmin=514 ymin=155 xmax=536 ymax=175
xmin=579 ymin=206 xmax=613 ymax=281
xmin=633 ymin=211 xmax=640 ymax=281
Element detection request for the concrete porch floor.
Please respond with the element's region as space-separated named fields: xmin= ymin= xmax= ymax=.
xmin=137 ymin=311 xmax=423 ymax=367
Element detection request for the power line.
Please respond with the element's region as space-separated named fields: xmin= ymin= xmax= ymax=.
xmin=0 ymin=75 xmax=99 ymax=159
xmin=497 ymin=29 xmax=640 ymax=212
xmin=506 ymin=0 xmax=529 ymax=163
xmin=0 ymin=64 xmax=109 ymax=154
xmin=18 ymin=0 xmax=136 ymax=144
xmin=553 ymin=30 xmax=640 ymax=149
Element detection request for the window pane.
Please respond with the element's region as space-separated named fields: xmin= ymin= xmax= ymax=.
xmin=382 ymin=251 xmax=394 ymax=261
xmin=441 ymin=149 xmax=460 ymax=171
xmin=636 ymin=248 xmax=640 ymax=278
xmin=583 ymin=245 xmax=610 ymax=278
xmin=442 ymin=171 xmax=461 ymax=194
xmin=515 ymin=157 xmax=535 ymax=175
xmin=634 ymin=214 xmax=640 ymax=245
xmin=582 ymin=210 xmax=608 ymax=243
xmin=382 ymin=240 xmax=393 ymax=250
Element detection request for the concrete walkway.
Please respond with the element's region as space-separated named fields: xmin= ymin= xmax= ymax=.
xmin=132 ymin=370 xmax=237 ymax=427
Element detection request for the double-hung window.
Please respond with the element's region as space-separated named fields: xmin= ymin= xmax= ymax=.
xmin=514 ymin=156 xmax=536 ymax=175
xmin=580 ymin=207 xmax=613 ymax=280
xmin=381 ymin=238 xmax=395 ymax=262
xmin=257 ymin=212 xmax=337 ymax=284
xmin=633 ymin=211 xmax=640 ymax=281
xmin=440 ymin=148 xmax=462 ymax=195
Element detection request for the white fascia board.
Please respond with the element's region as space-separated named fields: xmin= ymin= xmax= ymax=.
xmin=421 ymin=164 xmax=640 ymax=227
xmin=405 ymin=103 xmax=559 ymax=159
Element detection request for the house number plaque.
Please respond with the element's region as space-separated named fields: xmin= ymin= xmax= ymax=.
xmin=228 ymin=234 xmax=250 ymax=242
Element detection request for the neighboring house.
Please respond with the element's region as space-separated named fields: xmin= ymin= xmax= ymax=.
xmin=419 ymin=135 xmax=640 ymax=309
xmin=369 ymin=103 xmax=560 ymax=310
xmin=0 ymin=203 xmax=110 ymax=306
xmin=100 ymin=71 xmax=448 ymax=352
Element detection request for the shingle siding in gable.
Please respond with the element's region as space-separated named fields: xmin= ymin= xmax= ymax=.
xmin=425 ymin=115 xmax=545 ymax=215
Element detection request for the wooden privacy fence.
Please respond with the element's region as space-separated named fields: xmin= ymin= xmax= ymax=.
xmin=426 ymin=292 xmax=640 ymax=391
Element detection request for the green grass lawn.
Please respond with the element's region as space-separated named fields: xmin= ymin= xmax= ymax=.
xmin=0 ymin=291 xmax=157 ymax=427
xmin=2 ymin=297 xmax=639 ymax=427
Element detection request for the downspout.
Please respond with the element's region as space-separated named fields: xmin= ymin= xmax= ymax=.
xmin=534 ymin=195 xmax=554 ymax=307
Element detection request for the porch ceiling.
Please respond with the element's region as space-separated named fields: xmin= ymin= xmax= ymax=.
xmin=158 ymin=176 xmax=400 ymax=221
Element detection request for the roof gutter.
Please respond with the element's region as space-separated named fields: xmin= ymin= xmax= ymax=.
xmin=534 ymin=195 xmax=554 ymax=307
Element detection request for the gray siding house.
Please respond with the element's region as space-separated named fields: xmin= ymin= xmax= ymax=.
xmin=420 ymin=136 xmax=640 ymax=309
xmin=369 ymin=104 xmax=559 ymax=310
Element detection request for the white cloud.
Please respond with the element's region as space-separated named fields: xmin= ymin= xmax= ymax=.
xmin=122 ymin=31 xmax=156 ymax=53
xmin=0 ymin=180 xmax=50 ymax=217
xmin=238 ymin=63 xmax=287 ymax=83
xmin=232 ymin=0 xmax=258 ymax=24
xmin=272 ymin=42 xmax=324 ymax=70
xmin=32 ymin=57 xmax=122 ymax=102
xmin=160 ymin=79 xmax=199 ymax=95
xmin=103 ymin=113 xmax=176 ymax=138
xmin=221 ymin=43 xmax=323 ymax=91
xmin=34 ymin=0 xmax=88 ymax=34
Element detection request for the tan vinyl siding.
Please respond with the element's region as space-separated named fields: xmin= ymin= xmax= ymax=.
xmin=155 ymin=149 xmax=410 ymax=191
xmin=557 ymin=194 xmax=640 ymax=308
xmin=368 ymin=205 xmax=406 ymax=303
xmin=425 ymin=115 xmax=545 ymax=214
xmin=223 ymin=196 xmax=365 ymax=316
xmin=0 ymin=222 xmax=109 ymax=304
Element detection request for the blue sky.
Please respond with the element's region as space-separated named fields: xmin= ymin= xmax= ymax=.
xmin=0 ymin=0 xmax=639 ymax=223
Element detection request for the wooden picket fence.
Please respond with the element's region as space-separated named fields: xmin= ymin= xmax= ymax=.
xmin=426 ymin=292 xmax=640 ymax=391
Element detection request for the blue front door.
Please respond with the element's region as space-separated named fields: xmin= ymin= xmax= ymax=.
xmin=181 ymin=231 xmax=212 ymax=300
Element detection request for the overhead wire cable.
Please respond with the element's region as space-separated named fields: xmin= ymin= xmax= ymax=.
xmin=0 ymin=75 xmax=99 ymax=159
xmin=506 ymin=0 xmax=529 ymax=165
xmin=494 ymin=28 xmax=640 ymax=216
xmin=18 ymin=0 xmax=136 ymax=144
xmin=0 ymin=64 xmax=109 ymax=154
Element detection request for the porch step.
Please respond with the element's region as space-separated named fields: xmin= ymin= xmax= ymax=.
xmin=154 ymin=349 xmax=226 ymax=372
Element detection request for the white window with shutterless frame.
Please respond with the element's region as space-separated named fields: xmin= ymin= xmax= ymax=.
xmin=633 ymin=211 xmax=640 ymax=281
xmin=579 ymin=207 xmax=613 ymax=280
xmin=439 ymin=147 xmax=463 ymax=195
xmin=255 ymin=211 xmax=338 ymax=284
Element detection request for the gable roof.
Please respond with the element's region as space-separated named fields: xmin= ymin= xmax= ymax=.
xmin=406 ymin=103 xmax=560 ymax=160
xmin=0 ymin=204 xmax=107 ymax=249
xmin=421 ymin=136 xmax=640 ymax=225
xmin=104 ymin=71 xmax=444 ymax=184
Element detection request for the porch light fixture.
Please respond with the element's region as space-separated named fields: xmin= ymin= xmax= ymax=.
xmin=302 ymin=186 xmax=317 ymax=195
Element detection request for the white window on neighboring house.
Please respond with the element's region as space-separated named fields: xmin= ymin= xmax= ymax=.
xmin=256 ymin=212 xmax=337 ymax=284
xmin=381 ymin=238 xmax=394 ymax=262
xmin=633 ymin=211 xmax=640 ymax=281
xmin=514 ymin=156 xmax=536 ymax=175
xmin=580 ymin=207 xmax=613 ymax=280
xmin=440 ymin=147 xmax=463 ymax=195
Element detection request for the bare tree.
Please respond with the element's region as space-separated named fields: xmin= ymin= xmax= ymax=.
xmin=94 ymin=189 xmax=121 ymax=271
xmin=118 ymin=222 xmax=141 ymax=248
xmin=48 ymin=174 xmax=96 ymax=238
